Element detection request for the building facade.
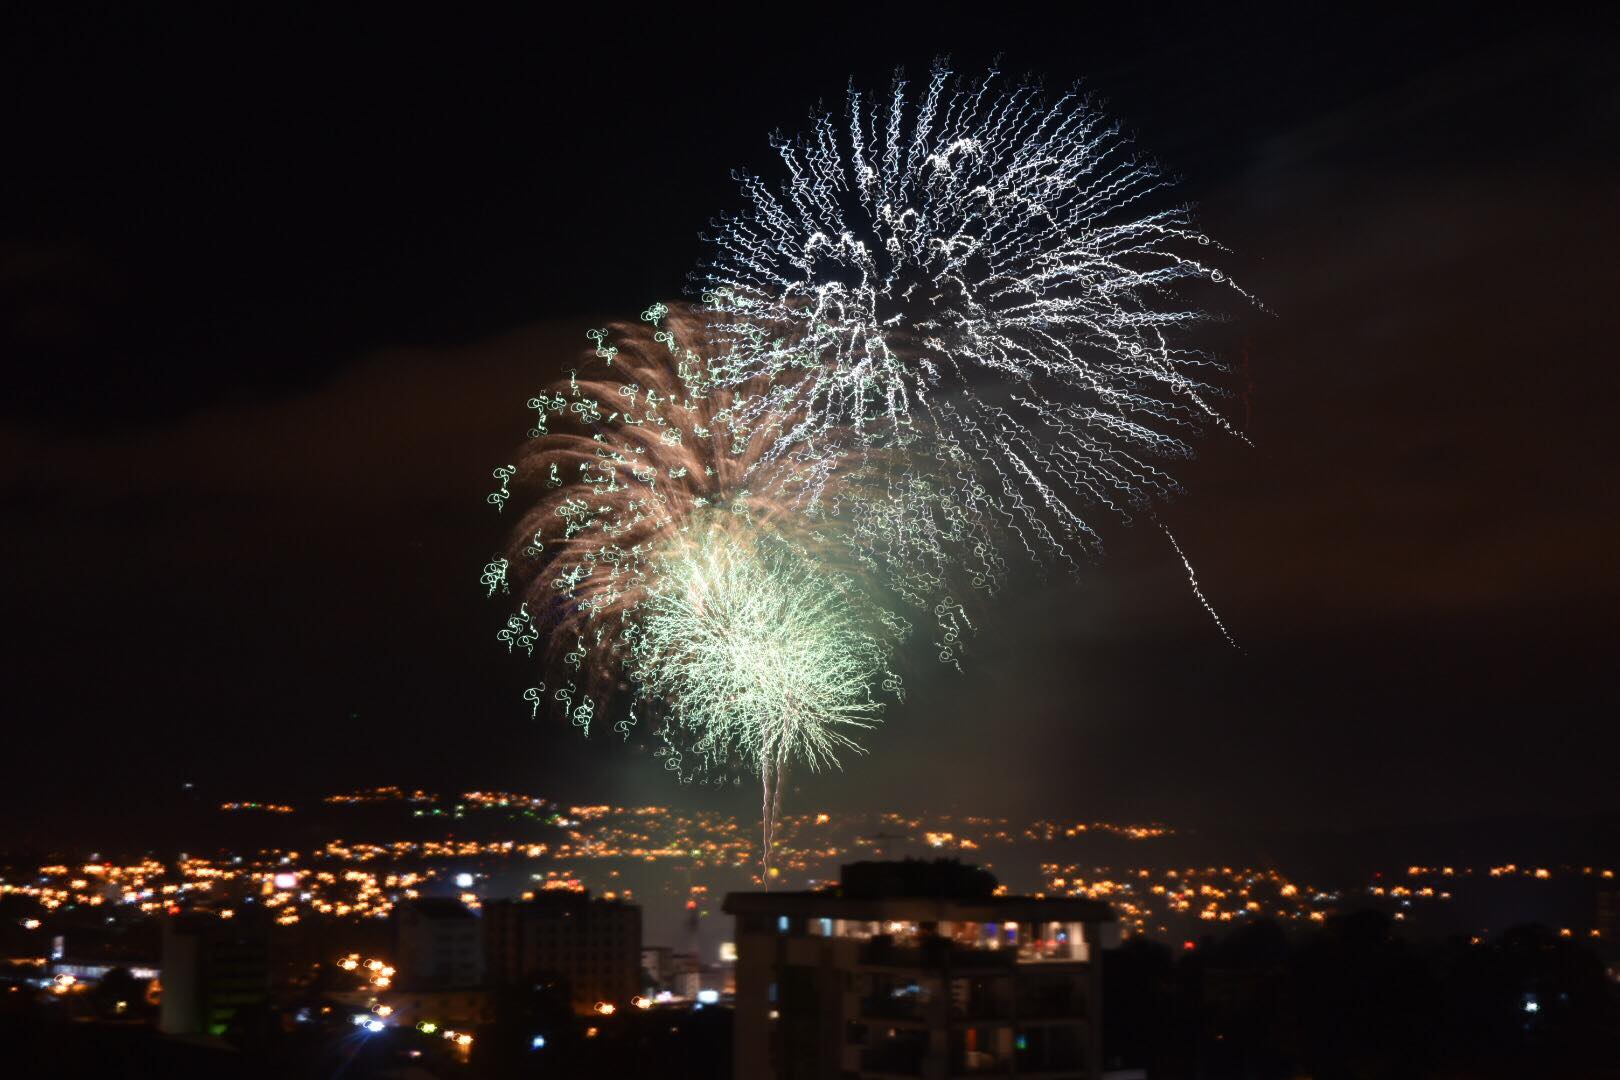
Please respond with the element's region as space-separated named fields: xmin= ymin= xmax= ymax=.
xmin=484 ymin=892 xmax=642 ymax=1014
xmin=396 ymin=898 xmax=485 ymax=990
xmin=157 ymin=911 xmax=270 ymax=1038
xmin=725 ymin=862 xmax=1114 ymax=1080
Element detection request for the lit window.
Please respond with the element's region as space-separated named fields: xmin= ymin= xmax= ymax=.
xmin=777 ymin=916 xmax=790 ymax=933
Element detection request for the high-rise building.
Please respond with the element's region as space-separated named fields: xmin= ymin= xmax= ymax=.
xmin=484 ymin=891 xmax=642 ymax=1013
xmin=157 ymin=911 xmax=270 ymax=1038
xmin=642 ymin=944 xmax=675 ymax=990
xmin=1597 ymin=884 xmax=1619 ymax=968
xmin=724 ymin=861 xmax=1115 ymax=1080
xmin=670 ymin=949 xmax=702 ymax=999
xmin=396 ymin=898 xmax=485 ymax=989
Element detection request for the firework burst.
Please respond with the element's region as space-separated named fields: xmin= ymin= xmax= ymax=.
xmin=697 ymin=61 xmax=1250 ymax=630
xmin=489 ymin=305 xmax=903 ymax=875
xmin=632 ymin=517 xmax=899 ymax=875
xmin=495 ymin=306 xmax=779 ymax=709
xmin=484 ymin=63 xmax=1252 ymax=877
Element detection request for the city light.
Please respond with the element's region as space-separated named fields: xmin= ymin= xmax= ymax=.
xmin=6 ymin=790 xmax=1611 ymax=1003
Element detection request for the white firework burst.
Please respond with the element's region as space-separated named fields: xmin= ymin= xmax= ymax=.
xmin=698 ymin=61 xmax=1250 ymax=603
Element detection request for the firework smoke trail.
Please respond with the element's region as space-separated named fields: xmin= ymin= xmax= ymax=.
xmin=697 ymin=61 xmax=1251 ymax=640
xmin=487 ymin=305 xmax=903 ymax=877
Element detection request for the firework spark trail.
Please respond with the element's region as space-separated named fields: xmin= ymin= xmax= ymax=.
xmin=1158 ymin=520 xmax=1241 ymax=652
xmin=697 ymin=61 xmax=1251 ymax=638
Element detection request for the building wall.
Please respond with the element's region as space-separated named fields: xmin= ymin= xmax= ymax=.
xmin=485 ymin=897 xmax=642 ymax=1013
xmin=641 ymin=944 xmax=673 ymax=988
xmin=157 ymin=925 xmax=200 ymax=1036
xmin=397 ymin=905 xmax=484 ymax=989
xmin=731 ymin=908 xmax=1104 ymax=1080
xmin=733 ymin=917 xmax=776 ymax=1078
xmin=157 ymin=914 xmax=269 ymax=1038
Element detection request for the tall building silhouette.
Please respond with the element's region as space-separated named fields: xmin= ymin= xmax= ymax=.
xmin=725 ymin=861 xmax=1115 ymax=1079
xmin=484 ymin=891 xmax=641 ymax=1013
xmin=157 ymin=911 xmax=270 ymax=1038
xmin=396 ymin=898 xmax=485 ymax=989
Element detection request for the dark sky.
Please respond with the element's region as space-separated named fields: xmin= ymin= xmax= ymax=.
xmin=4 ymin=7 xmax=1617 ymax=840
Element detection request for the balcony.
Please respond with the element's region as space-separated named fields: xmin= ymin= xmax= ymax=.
xmin=859 ymin=973 xmax=935 ymax=1023
xmin=951 ymin=1053 xmax=1013 ymax=1077
xmin=948 ymin=975 xmax=1013 ymax=1022
xmin=950 ymin=1026 xmax=1014 ymax=1076
xmin=859 ymin=937 xmax=1016 ymax=971
xmin=858 ymin=1030 xmax=928 ymax=1076
xmin=1015 ymin=975 xmax=1086 ymax=1020
xmin=859 ymin=994 xmax=929 ymax=1022
xmin=1012 ymin=1024 xmax=1085 ymax=1074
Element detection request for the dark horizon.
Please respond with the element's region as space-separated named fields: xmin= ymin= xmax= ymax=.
xmin=4 ymin=7 xmax=1617 ymax=842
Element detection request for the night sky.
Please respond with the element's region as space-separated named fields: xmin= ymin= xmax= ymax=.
xmin=4 ymin=8 xmax=1616 ymax=841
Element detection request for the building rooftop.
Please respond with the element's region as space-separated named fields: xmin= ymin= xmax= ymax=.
xmin=724 ymin=860 xmax=1114 ymax=923
xmin=484 ymin=890 xmax=640 ymax=911
xmin=401 ymin=898 xmax=478 ymax=920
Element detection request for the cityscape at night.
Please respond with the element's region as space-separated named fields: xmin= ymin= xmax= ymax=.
xmin=6 ymin=789 xmax=1618 ymax=949
xmin=5 ymin=6 xmax=1618 ymax=1078
xmin=4 ymin=786 xmax=1617 ymax=1075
